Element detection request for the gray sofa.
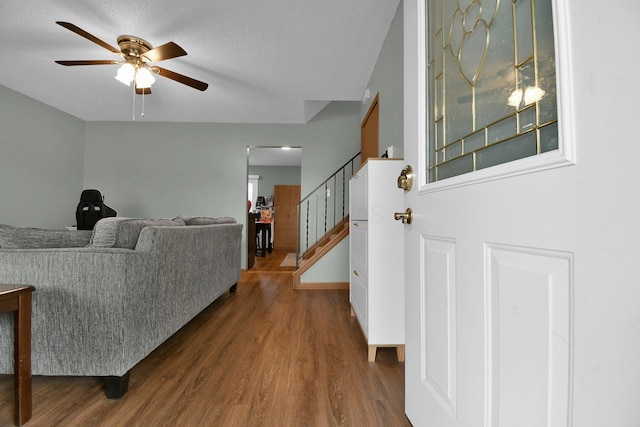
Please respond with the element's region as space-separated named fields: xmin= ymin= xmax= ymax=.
xmin=0 ymin=216 xmax=243 ymax=398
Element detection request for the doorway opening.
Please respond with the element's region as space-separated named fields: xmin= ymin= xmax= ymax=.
xmin=246 ymin=146 xmax=302 ymax=268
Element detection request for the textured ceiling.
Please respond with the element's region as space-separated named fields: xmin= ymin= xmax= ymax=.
xmin=0 ymin=1 xmax=400 ymax=124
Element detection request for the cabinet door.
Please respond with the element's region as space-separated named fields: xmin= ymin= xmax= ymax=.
xmin=350 ymin=268 xmax=368 ymax=336
xmin=350 ymin=220 xmax=368 ymax=277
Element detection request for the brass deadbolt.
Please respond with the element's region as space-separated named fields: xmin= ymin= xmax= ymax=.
xmin=397 ymin=165 xmax=414 ymax=191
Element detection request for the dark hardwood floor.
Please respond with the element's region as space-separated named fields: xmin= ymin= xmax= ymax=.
xmin=0 ymin=249 xmax=410 ymax=426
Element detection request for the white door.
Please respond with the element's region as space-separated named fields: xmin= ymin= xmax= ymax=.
xmin=403 ymin=0 xmax=640 ymax=426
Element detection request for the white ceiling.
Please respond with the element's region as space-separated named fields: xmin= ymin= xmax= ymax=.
xmin=0 ymin=1 xmax=400 ymax=124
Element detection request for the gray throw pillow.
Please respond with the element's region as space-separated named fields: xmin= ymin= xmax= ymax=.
xmin=89 ymin=217 xmax=186 ymax=249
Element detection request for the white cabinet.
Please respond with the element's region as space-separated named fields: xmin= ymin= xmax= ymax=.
xmin=349 ymin=159 xmax=405 ymax=362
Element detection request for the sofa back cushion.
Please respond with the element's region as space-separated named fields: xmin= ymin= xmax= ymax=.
xmin=89 ymin=217 xmax=185 ymax=249
xmin=0 ymin=224 xmax=93 ymax=249
xmin=178 ymin=215 xmax=237 ymax=225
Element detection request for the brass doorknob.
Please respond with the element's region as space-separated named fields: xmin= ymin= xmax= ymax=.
xmin=397 ymin=165 xmax=414 ymax=191
xmin=394 ymin=208 xmax=413 ymax=224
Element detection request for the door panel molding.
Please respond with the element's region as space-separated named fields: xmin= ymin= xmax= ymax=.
xmin=484 ymin=243 xmax=574 ymax=427
xmin=422 ymin=235 xmax=458 ymax=418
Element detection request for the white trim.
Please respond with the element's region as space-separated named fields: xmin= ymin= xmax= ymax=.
xmin=420 ymin=149 xmax=573 ymax=194
xmin=417 ymin=0 xmax=428 ymax=190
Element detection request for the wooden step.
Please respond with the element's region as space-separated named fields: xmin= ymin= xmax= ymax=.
xmin=293 ymin=223 xmax=350 ymax=289
xmin=300 ymin=215 xmax=350 ymax=260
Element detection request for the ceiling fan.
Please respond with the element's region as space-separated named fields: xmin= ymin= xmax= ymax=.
xmin=54 ymin=21 xmax=208 ymax=94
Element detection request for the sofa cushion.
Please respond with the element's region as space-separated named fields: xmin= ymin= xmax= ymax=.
xmin=0 ymin=224 xmax=93 ymax=249
xmin=89 ymin=217 xmax=185 ymax=249
xmin=178 ymin=215 xmax=237 ymax=225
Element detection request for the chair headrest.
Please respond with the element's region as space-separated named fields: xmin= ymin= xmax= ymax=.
xmin=80 ymin=189 xmax=103 ymax=203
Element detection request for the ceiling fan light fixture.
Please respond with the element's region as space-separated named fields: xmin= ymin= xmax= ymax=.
xmin=56 ymin=22 xmax=208 ymax=95
xmin=115 ymin=62 xmax=135 ymax=86
xmin=135 ymin=66 xmax=156 ymax=89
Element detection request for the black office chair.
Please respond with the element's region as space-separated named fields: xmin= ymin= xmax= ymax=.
xmin=76 ymin=189 xmax=117 ymax=230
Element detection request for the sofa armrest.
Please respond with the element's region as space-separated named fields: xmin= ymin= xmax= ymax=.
xmin=0 ymin=247 xmax=149 ymax=376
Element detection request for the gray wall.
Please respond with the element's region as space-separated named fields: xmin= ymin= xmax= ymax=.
xmin=0 ymin=85 xmax=85 ymax=228
xmin=248 ymin=165 xmax=301 ymax=199
xmin=361 ymin=1 xmax=404 ymax=158
xmin=301 ymin=1 xmax=404 ymax=284
xmin=83 ymin=101 xmax=361 ymax=268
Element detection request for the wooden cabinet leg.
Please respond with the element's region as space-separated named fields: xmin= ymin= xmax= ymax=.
xmin=396 ymin=345 xmax=405 ymax=362
xmin=368 ymin=345 xmax=377 ymax=362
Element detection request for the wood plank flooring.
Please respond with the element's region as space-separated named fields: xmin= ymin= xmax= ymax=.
xmin=251 ymin=247 xmax=297 ymax=272
xmin=0 ymin=249 xmax=410 ymax=426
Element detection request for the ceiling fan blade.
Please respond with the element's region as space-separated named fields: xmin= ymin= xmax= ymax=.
xmin=56 ymin=21 xmax=120 ymax=54
xmin=143 ymin=42 xmax=187 ymax=63
xmin=55 ymin=60 xmax=119 ymax=66
xmin=135 ymin=87 xmax=152 ymax=95
xmin=153 ymin=66 xmax=208 ymax=91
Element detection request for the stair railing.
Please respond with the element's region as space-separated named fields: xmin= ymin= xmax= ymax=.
xmin=296 ymin=152 xmax=361 ymax=268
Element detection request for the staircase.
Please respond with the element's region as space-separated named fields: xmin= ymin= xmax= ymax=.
xmin=292 ymin=153 xmax=360 ymax=289
xmin=292 ymin=216 xmax=350 ymax=288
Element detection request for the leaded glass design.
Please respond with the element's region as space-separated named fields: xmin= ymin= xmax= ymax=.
xmin=427 ymin=0 xmax=558 ymax=182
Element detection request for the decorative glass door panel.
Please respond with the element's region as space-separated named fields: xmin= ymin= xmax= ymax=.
xmin=427 ymin=0 xmax=558 ymax=182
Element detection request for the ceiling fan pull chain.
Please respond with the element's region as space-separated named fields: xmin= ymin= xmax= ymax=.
xmin=141 ymin=89 xmax=145 ymax=117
